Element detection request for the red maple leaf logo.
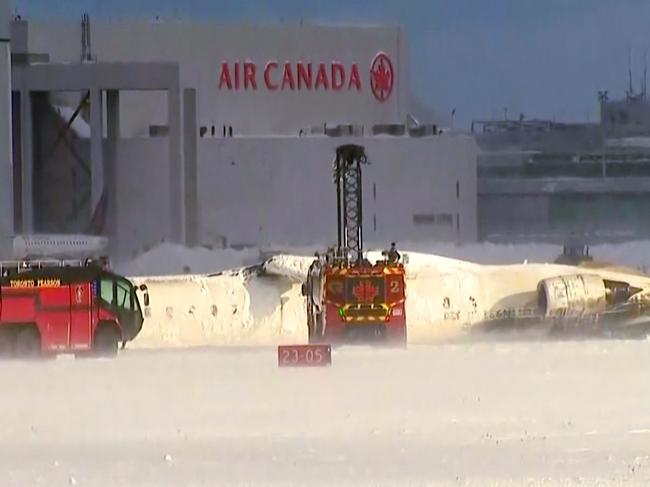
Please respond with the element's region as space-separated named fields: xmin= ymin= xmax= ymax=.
xmin=370 ymin=52 xmax=394 ymax=102
xmin=352 ymin=280 xmax=379 ymax=303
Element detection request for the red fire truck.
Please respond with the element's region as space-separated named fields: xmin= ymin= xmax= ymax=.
xmin=304 ymin=252 xmax=407 ymax=345
xmin=0 ymin=259 xmax=147 ymax=358
xmin=301 ymin=145 xmax=407 ymax=346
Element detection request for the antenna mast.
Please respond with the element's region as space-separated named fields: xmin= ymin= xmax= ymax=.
xmin=628 ymin=47 xmax=634 ymax=98
xmin=643 ymin=51 xmax=648 ymax=100
xmin=81 ymin=13 xmax=94 ymax=63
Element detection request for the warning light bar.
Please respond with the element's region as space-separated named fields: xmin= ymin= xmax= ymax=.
xmin=277 ymin=344 xmax=332 ymax=367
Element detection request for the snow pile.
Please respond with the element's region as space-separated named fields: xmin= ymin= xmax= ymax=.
xmin=370 ymin=240 xmax=650 ymax=270
xmin=118 ymin=240 xmax=650 ymax=278
xmin=115 ymin=243 xmax=260 ymax=277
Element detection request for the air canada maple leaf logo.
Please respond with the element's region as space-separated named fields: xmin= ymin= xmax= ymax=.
xmin=352 ymin=280 xmax=379 ymax=303
xmin=370 ymin=52 xmax=394 ymax=102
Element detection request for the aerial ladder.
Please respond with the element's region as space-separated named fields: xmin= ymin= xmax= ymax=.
xmin=302 ymin=144 xmax=407 ymax=346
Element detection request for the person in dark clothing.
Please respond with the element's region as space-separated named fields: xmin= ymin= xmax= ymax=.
xmin=387 ymin=242 xmax=401 ymax=263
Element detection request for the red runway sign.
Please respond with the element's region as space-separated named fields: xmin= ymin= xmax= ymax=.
xmin=277 ymin=344 xmax=332 ymax=367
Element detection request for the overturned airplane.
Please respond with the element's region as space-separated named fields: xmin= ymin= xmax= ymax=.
xmin=262 ymin=249 xmax=650 ymax=342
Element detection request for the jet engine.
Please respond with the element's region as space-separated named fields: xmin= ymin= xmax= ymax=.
xmin=537 ymin=274 xmax=640 ymax=319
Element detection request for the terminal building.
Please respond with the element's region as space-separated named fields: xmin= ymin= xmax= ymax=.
xmin=475 ymin=90 xmax=650 ymax=243
xmin=0 ymin=1 xmax=479 ymax=260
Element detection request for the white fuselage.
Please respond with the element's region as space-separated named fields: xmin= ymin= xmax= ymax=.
xmin=398 ymin=252 xmax=650 ymax=341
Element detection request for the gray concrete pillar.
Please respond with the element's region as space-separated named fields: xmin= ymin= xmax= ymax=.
xmin=19 ymin=89 xmax=33 ymax=233
xmin=106 ymin=90 xmax=119 ymax=242
xmin=0 ymin=0 xmax=13 ymax=254
xmin=89 ymin=88 xmax=104 ymax=218
xmin=168 ymin=84 xmax=183 ymax=243
xmin=183 ymin=88 xmax=198 ymax=247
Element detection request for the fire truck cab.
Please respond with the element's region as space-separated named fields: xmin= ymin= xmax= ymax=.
xmin=0 ymin=259 xmax=147 ymax=358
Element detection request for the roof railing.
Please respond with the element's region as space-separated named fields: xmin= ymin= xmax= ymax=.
xmin=0 ymin=257 xmax=109 ymax=277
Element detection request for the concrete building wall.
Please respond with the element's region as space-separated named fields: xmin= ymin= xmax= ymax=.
xmin=113 ymin=139 xmax=169 ymax=260
xmin=601 ymin=99 xmax=650 ymax=137
xmin=479 ymin=195 xmax=550 ymax=241
xmin=22 ymin=21 xmax=408 ymax=136
xmin=112 ymin=134 xmax=478 ymax=260
xmin=0 ymin=0 xmax=12 ymax=255
xmin=196 ymin=135 xmax=477 ymax=249
xmin=8 ymin=18 xmax=479 ymax=257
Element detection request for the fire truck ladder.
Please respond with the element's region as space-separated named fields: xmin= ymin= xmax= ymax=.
xmin=333 ymin=144 xmax=368 ymax=265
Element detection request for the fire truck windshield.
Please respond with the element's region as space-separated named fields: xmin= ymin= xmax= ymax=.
xmin=116 ymin=280 xmax=132 ymax=309
xmin=99 ymin=277 xmax=137 ymax=311
xmin=97 ymin=274 xmax=144 ymax=343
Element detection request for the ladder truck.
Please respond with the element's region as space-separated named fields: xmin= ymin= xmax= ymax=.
xmin=301 ymin=144 xmax=407 ymax=346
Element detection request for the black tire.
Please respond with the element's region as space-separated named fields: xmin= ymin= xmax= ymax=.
xmin=14 ymin=327 xmax=41 ymax=359
xmin=94 ymin=324 xmax=119 ymax=357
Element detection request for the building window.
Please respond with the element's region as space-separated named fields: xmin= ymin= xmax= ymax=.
xmin=413 ymin=213 xmax=453 ymax=227
xmin=413 ymin=214 xmax=435 ymax=225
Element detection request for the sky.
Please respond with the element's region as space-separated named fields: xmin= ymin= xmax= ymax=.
xmin=12 ymin=0 xmax=650 ymax=128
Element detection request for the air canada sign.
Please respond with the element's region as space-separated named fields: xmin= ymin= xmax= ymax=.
xmin=217 ymin=52 xmax=394 ymax=102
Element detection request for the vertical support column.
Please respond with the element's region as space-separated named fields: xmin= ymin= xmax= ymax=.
xmin=19 ymin=89 xmax=33 ymax=233
xmin=106 ymin=90 xmax=119 ymax=246
xmin=0 ymin=17 xmax=12 ymax=251
xmin=89 ymin=88 xmax=104 ymax=221
xmin=168 ymin=82 xmax=183 ymax=243
xmin=11 ymin=91 xmax=21 ymax=233
xmin=183 ymin=88 xmax=198 ymax=247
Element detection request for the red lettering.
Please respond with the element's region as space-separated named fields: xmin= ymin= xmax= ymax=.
xmin=348 ymin=64 xmax=361 ymax=91
xmin=218 ymin=62 xmax=232 ymax=90
xmin=281 ymin=63 xmax=295 ymax=90
xmin=331 ymin=62 xmax=345 ymax=91
xmin=297 ymin=62 xmax=312 ymax=90
xmin=244 ymin=61 xmax=257 ymax=89
xmin=315 ymin=63 xmax=329 ymax=90
xmin=221 ymin=60 xmax=364 ymax=92
xmin=264 ymin=61 xmax=278 ymax=90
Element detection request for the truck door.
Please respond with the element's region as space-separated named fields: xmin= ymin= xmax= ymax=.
xmin=69 ymin=282 xmax=92 ymax=350
xmin=38 ymin=284 xmax=72 ymax=351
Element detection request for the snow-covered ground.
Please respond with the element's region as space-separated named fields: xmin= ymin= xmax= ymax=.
xmin=3 ymin=342 xmax=650 ymax=486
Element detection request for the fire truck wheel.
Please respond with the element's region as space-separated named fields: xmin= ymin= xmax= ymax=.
xmin=14 ymin=327 xmax=41 ymax=358
xmin=94 ymin=324 xmax=119 ymax=357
